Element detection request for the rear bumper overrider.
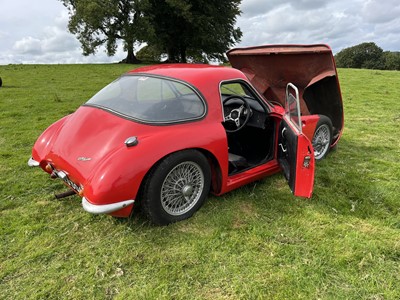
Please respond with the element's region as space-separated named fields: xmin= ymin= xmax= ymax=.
xmin=82 ymin=197 xmax=135 ymax=214
xmin=28 ymin=157 xmax=40 ymax=167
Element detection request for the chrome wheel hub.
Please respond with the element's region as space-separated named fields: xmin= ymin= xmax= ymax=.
xmin=182 ymin=184 xmax=194 ymax=198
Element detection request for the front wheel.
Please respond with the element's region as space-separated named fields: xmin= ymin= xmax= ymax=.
xmin=141 ymin=150 xmax=211 ymax=225
xmin=312 ymin=115 xmax=333 ymax=161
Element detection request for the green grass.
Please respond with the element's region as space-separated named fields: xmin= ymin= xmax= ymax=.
xmin=1 ymin=65 xmax=399 ymax=299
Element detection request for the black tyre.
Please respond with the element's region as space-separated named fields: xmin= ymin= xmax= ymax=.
xmin=312 ymin=115 xmax=333 ymax=161
xmin=141 ymin=150 xmax=211 ymax=225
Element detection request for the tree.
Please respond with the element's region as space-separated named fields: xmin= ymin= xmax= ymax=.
xmin=60 ymin=0 xmax=149 ymax=63
xmin=143 ymin=0 xmax=242 ymax=63
xmin=383 ymin=51 xmax=400 ymax=71
xmin=335 ymin=42 xmax=385 ymax=70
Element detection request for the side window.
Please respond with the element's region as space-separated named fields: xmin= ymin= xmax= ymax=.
xmin=220 ymin=82 xmax=251 ymax=97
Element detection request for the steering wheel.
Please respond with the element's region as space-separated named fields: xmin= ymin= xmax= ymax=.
xmin=223 ymin=95 xmax=252 ymax=133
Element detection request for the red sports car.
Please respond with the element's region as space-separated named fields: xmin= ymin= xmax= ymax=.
xmin=28 ymin=44 xmax=343 ymax=225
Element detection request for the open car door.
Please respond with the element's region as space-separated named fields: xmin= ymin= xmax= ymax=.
xmin=278 ymin=83 xmax=315 ymax=197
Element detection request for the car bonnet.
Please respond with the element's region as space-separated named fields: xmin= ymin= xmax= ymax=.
xmin=227 ymin=44 xmax=340 ymax=109
xmin=227 ymin=44 xmax=344 ymax=141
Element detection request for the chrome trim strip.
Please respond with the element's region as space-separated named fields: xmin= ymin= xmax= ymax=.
xmin=81 ymin=197 xmax=135 ymax=214
xmin=28 ymin=157 xmax=40 ymax=167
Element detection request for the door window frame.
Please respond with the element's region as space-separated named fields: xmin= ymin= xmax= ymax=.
xmin=285 ymin=83 xmax=302 ymax=133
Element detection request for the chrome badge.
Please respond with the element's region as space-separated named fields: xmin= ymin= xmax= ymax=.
xmin=77 ymin=157 xmax=92 ymax=162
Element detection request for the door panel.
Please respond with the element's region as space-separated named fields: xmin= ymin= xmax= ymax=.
xmin=278 ymin=83 xmax=315 ymax=198
xmin=278 ymin=120 xmax=314 ymax=197
xmin=278 ymin=121 xmax=297 ymax=190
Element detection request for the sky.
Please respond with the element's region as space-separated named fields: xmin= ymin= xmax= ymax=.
xmin=0 ymin=0 xmax=399 ymax=64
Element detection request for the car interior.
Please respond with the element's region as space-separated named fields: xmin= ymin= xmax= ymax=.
xmin=221 ymin=81 xmax=275 ymax=175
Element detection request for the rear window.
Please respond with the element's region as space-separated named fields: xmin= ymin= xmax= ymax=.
xmin=85 ymin=75 xmax=206 ymax=124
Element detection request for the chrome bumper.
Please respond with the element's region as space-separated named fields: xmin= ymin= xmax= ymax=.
xmin=28 ymin=157 xmax=40 ymax=167
xmin=82 ymin=197 xmax=135 ymax=214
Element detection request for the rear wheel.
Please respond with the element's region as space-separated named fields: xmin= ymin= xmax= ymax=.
xmin=312 ymin=115 xmax=333 ymax=161
xmin=142 ymin=150 xmax=211 ymax=225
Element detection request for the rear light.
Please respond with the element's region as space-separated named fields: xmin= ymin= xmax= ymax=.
xmin=45 ymin=164 xmax=53 ymax=172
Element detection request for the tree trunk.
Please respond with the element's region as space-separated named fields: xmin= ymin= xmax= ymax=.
xmin=125 ymin=46 xmax=141 ymax=64
xmin=167 ymin=47 xmax=179 ymax=62
xmin=180 ymin=46 xmax=187 ymax=63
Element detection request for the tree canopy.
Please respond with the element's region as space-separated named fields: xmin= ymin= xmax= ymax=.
xmin=334 ymin=42 xmax=400 ymax=70
xmin=383 ymin=51 xmax=400 ymax=71
xmin=60 ymin=0 xmax=242 ymax=63
xmin=60 ymin=0 xmax=150 ymax=63
xmin=143 ymin=0 xmax=242 ymax=63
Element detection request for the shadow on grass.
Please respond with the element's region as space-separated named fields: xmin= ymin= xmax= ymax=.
xmin=46 ymin=135 xmax=397 ymax=231
xmin=0 ymin=85 xmax=21 ymax=89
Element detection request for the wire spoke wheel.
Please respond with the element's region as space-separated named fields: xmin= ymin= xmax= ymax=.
xmin=312 ymin=123 xmax=331 ymax=160
xmin=142 ymin=150 xmax=211 ymax=225
xmin=161 ymin=161 xmax=205 ymax=216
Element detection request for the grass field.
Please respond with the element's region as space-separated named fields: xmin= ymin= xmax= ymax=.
xmin=0 ymin=64 xmax=399 ymax=299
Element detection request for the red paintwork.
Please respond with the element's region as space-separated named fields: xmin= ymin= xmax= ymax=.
xmin=300 ymin=115 xmax=320 ymax=142
xmin=283 ymin=115 xmax=315 ymax=197
xmin=31 ymin=46 xmax=342 ymax=218
xmin=294 ymin=133 xmax=315 ymax=197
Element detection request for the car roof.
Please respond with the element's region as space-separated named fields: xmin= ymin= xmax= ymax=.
xmin=127 ymin=64 xmax=248 ymax=91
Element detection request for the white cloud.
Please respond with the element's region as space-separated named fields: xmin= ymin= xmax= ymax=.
xmin=10 ymin=22 xmax=84 ymax=62
xmin=41 ymin=27 xmax=79 ymax=53
xmin=237 ymin=0 xmax=400 ymax=54
xmin=13 ymin=37 xmax=43 ymax=55
xmin=361 ymin=0 xmax=400 ymax=24
xmin=240 ymin=0 xmax=283 ymax=17
xmin=289 ymin=0 xmax=327 ymax=10
xmin=4 ymin=1 xmax=162 ymax=63
xmin=1 ymin=3 xmax=126 ymax=65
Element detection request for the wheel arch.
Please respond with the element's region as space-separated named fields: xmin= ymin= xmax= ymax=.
xmin=135 ymin=147 xmax=223 ymax=206
xmin=195 ymin=148 xmax=223 ymax=194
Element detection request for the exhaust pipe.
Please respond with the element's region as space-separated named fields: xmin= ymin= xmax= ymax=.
xmin=55 ymin=189 xmax=76 ymax=199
